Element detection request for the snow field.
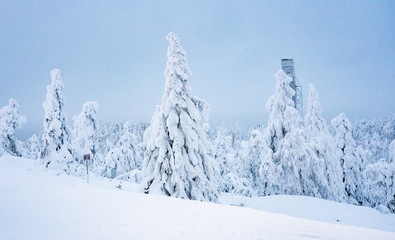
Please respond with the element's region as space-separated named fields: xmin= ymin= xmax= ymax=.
xmin=1 ymin=155 xmax=395 ymax=240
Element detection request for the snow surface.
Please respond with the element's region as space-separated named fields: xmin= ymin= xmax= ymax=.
xmin=1 ymin=155 xmax=395 ymax=240
xmin=220 ymin=194 xmax=395 ymax=232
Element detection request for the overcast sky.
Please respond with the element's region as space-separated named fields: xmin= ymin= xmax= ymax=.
xmin=1 ymin=0 xmax=394 ymax=139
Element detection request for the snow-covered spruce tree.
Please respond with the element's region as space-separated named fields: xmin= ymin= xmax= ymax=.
xmin=141 ymin=33 xmax=219 ymax=201
xmin=388 ymin=140 xmax=395 ymax=212
xmin=104 ymin=121 xmax=139 ymax=179
xmin=212 ymin=126 xmax=234 ymax=185
xmin=25 ymin=134 xmax=42 ymax=159
xmin=353 ymin=114 xmax=395 ymax=165
xmin=390 ymin=139 xmax=395 ymax=163
xmin=123 ymin=121 xmax=148 ymax=173
xmin=260 ymin=70 xmax=317 ymax=197
xmin=246 ymin=128 xmax=266 ymax=195
xmin=72 ymin=101 xmax=99 ymax=163
xmin=353 ymin=119 xmax=382 ymax=165
xmin=360 ymin=139 xmax=395 ymax=213
xmin=331 ymin=113 xmax=363 ymax=204
xmin=304 ymin=84 xmax=345 ymax=201
xmin=94 ymin=121 xmax=122 ymax=169
xmin=362 ymin=158 xmax=394 ymax=213
xmin=227 ymin=125 xmax=256 ymax=196
xmin=351 ymin=115 xmax=395 ymax=211
xmin=40 ymin=69 xmax=80 ymax=175
xmin=212 ymin=124 xmax=253 ymax=196
xmin=0 ymin=99 xmax=26 ymax=156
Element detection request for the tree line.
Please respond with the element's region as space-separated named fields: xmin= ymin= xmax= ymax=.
xmin=0 ymin=33 xmax=394 ymax=213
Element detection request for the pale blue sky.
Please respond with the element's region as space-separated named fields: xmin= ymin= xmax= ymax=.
xmin=1 ymin=0 xmax=394 ymax=138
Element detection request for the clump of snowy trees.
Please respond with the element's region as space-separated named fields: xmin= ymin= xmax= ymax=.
xmin=210 ymin=124 xmax=254 ymax=196
xmin=1 ymin=33 xmax=394 ymax=211
xmin=257 ymin=71 xmax=317 ymax=197
xmin=246 ymin=70 xmax=394 ymax=212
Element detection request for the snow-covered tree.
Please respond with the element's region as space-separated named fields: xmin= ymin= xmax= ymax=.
xmin=260 ymin=70 xmax=317 ymax=197
xmin=304 ymin=84 xmax=345 ymax=201
xmin=212 ymin=125 xmax=234 ymax=178
xmin=350 ymin=115 xmax=395 ymax=211
xmin=362 ymin=159 xmax=395 ymax=213
xmin=361 ymin=139 xmax=395 ymax=213
xmin=331 ymin=113 xmax=363 ymax=204
xmin=141 ymin=33 xmax=219 ymax=201
xmin=89 ymin=120 xmax=126 ymax=175
xmin=388 ymin=140 xmax=395 ymax=212
xmin=25 ymin=134 xmax=42 ymax=159
xmin=104 ymin=122 xmax=139 ymax=179
xmin=353 ymin=114 xmax=395 ymax=165
xmin=72 ymin=101 xmax=99 ymax=162
xmin=212 ymin=124 xmax=253 ymax=196
xmin=0 ymin=99 xmax=26 ymax=156
xmin=40 ymin=69 xmax=79 ymax=175
xmin=390 ymin=140 xmax=395 ymax=163
xmin=246 ymin=128 xmax=265 ymax=194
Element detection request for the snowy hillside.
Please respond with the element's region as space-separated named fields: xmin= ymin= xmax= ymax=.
xmin=1 ymin=155 xmax=395 ymax=240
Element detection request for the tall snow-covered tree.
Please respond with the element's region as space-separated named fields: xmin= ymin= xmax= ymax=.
xmin=40 ymin=69 xmax=79 ymax=174
xmin=141 ymin=33 xmax=219 ymax=201
xmin=331 ymin=113 xmax=363 ymax=204
xmin=304 ymin=84 xmax=345 ymax=201
xmin=72 ymin=101 xmax=99 ymax=162
xmin=0 ymin=99 xmax=26 ymax=156
xmin=260 ymin=70 xmax=317 ymax=196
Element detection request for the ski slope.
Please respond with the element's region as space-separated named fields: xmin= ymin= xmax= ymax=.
xmin=1 ymin=155 xmax=395 ymax=240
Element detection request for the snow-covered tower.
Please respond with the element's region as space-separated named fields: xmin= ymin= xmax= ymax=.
xmin=281 ymin=59 xmax=303 ymax=116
